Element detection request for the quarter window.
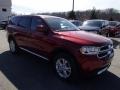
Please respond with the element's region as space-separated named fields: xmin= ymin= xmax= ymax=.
xmin=9 ymin=16 xmax=21 ymax=25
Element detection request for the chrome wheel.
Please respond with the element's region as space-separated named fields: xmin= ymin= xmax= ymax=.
xmin=56 ymin=58 xmax=71 ymax=79
xmin=9 ymin=40 xmax=16 ymax=53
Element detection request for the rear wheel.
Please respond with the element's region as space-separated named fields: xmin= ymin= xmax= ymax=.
xmin=53 ymin=53 xmax=79 ymax=81
xmin=9 ymin=39 xmax=19 ymax=54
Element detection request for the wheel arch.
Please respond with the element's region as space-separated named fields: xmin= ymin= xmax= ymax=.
xmin=8 ymin=35 xmax=15 ymax=42
xmin=51 ymin=47 xmax=77 ymax=63
xmin=52 ymin=47 xmax=70 ymax=55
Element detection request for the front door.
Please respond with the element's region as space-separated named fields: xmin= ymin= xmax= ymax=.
xmin=29 ymin=17 xmax=54 ymax=59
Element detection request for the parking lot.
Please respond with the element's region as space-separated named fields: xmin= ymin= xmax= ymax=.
xmin=0 ymin=30 xmax=120 ymax=90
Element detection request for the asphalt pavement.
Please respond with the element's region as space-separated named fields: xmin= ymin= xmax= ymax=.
xmin=0 ymin=30 xmax=120 ymax=90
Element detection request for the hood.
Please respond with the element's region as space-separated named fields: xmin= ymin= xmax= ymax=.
xmin=79 ymin=26 xmax=100 ymax=31
xmin=54 ymin=31 xmax=112 ymax=46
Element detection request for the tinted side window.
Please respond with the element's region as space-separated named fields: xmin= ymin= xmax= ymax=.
xmin=31 ymin=17 xmax=44 ymax=31
xmin=18 ymin=17 xmax=31 ymax=29
xmin=9 ymin=16 xmax=20 ymax=25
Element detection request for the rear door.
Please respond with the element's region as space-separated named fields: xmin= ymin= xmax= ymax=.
xmin=15 ymin=16 xmax=32 ymax=49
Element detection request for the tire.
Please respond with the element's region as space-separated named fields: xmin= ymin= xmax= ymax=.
xmin=105 ymin=32 xmax=109 ymax=37
xmin=9 ymin=39 xmax=19 ymax=54
xmin=109 ymin=33 xmax=114 ymax=37
xmin=53 ymin=53 xmax=79 ymax=81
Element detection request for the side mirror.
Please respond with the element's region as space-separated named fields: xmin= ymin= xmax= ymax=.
xmin=102 ymin=25 xmax=106 ymax=28
xmin=37 ymin=25 xmax=46 ymax=32
xmin=116 ymin=24 xmax=120 ymax=27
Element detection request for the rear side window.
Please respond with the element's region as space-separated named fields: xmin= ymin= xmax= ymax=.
xmin=31 ymin=17 xmax=44 ymax=31
xmin=9 ymin=16 xmax=20 ymax=25
xmin=18 ymin=17 xmax=31 ymax=29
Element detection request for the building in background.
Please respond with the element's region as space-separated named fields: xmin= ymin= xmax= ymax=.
xmin=0 ymin=0 xmax=11 ymax=22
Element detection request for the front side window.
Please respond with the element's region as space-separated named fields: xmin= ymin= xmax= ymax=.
xmin=31 ymin=17 xmax=44 ymax=31
xmin=44 ymin=17 xmax=79 ymax=31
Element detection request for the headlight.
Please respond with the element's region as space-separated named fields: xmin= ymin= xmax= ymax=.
xmin=80 ymin=46 xmax=99 ymax=55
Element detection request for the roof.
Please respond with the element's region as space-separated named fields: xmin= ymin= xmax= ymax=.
xmin=13 ymin=15 xmax=62 ymax=19
xmin=109 ymin=21 xmax=119 ymax=23
xmin=86 ymin=19 xmax=109 ymax=22
xmin=69 ymin=20 xmax=81 ymax=22
xmin=86 ymin=19 xmax=108 ymax=21
xmin=38 ymin=15 xmax=62 ymax=19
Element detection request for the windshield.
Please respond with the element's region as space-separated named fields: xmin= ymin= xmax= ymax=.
xmin=109 ymin=22 xmax=117 ymax=26
xmin=83 ymin=20 xmax=103 ymax=27
xmin=44 ymin=17 xmax=79 ymax=31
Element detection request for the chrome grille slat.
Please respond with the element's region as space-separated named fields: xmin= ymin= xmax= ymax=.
xmin=97 ymin=44 xmax=113 ymax=59
xmin=99 ymin=48 xmax=111 ymax=53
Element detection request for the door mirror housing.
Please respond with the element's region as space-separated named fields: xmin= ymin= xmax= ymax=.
xmin=102 ymin=25 xmax=105 ymax=28
xmin=37 ymin=25 xmax=46 ymax=33
xmin=102 ymin=24 xmax=107 ymax=28
xmin=116 ymin=24 xmax=120 ymax=27
xmin=101 ymin=24 xmax=108 ymax=29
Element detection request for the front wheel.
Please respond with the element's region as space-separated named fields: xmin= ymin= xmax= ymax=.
xmin=53 ymin=53 xmax=79 ymax=81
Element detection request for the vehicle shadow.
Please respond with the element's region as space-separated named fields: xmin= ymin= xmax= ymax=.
xmin=0 ymin=51 xmax=120 ymax=90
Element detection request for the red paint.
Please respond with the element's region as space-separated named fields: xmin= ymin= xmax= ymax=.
xmin=6 ymin=15 xmax=114 ymax=76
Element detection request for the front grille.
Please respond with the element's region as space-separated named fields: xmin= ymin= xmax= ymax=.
xmin=100 ymin=45 xmax=109 ymax=51
xmin=97 ymin=44 xmax=114 ymax=59
xmin=98 ymin=52 xmax=108 ymax=58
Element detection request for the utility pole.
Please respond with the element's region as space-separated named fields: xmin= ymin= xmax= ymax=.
xmin=68 ymin=0 xmax=76 ymax=19
xmin=72 ymin=0 xmax=74 ymax=11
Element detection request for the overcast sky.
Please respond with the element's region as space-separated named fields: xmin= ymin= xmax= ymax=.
xmin=12 ymin=0 xmax=120 ymax=14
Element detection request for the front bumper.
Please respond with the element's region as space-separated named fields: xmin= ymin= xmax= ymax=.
xmin=75 ymin=46 xmax=114 ymax=76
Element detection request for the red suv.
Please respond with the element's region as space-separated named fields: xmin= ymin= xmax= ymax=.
xmin=107 ymin=21 xmax=120 ymax=37
xmin=6 ymin=15 xmax=114 ymax=81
